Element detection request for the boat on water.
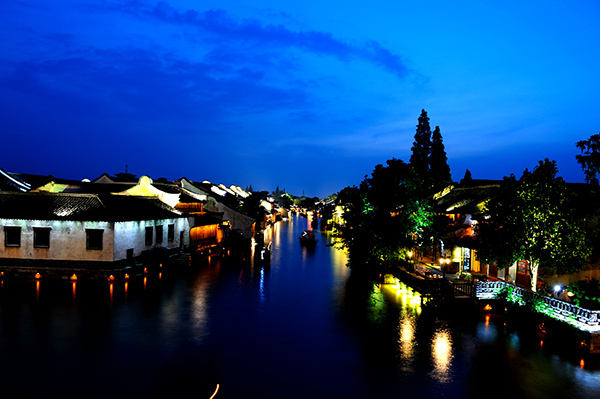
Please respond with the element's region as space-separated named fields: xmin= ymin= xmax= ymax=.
xmin=299 ymin=230 xmax=317 ymax=246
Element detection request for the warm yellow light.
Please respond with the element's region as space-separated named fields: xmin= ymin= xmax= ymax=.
xmin=209 ymin=384 xmax=220 ymax=399
xmin=70 ymin=274 xmax=78 ymax=281
xmin=144 ymin=268 xmax=148 ymax=274
xmin=35 ymin=273 xmax=41 ymax=279
xmin=108 ymin=275 xmax=115 ymax=281
xmin=124 ymin=274 xmax=129 ymax=280
xmin=484 ymin=304 xmax=492 ymax=311
xmin=408 ymin=251 xmax=413 ymax=258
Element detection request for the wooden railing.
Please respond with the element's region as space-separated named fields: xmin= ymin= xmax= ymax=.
xmin=476 ymin=281 xmax=600 ymax=333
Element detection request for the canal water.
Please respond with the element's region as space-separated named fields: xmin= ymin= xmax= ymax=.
xmin=1 ymin=214 xmax=600 ymax=398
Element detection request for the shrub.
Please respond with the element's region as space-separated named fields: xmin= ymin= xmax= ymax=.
xmin=567 ymin=278 xmax=600 ymax=310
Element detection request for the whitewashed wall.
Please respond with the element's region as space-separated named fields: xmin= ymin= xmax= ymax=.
xmin=113 ymin=217 xmax=189 ymax=261
xmin=0 ymin=219 xmax=115 ymax=261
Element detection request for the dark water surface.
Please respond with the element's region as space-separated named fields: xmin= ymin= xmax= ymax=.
xmin=1 ymin=215 xmax=600 ymax=398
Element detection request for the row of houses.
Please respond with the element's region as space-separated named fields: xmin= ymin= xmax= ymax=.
xmin=0 ymin=167 xmax=264 ymax=278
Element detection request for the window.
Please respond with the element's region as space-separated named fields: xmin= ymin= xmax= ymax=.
xmin=145 ymin=226 xmax=153 ymax=245
xmin=155 ymin=225 xmax=163 ymax=244
xmin=168 ymin=224 xmax=174 ymax=242
xmin=4 ymin=227 xmax=21 ymax=247
xmin=33 ymin=228 xmax=51 ymax=248
xmin=86 ymin=229 xmax=103 ymax=250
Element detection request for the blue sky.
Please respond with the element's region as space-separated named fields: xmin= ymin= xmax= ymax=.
xmin=1 ymin=0 xmax=599 ymax=197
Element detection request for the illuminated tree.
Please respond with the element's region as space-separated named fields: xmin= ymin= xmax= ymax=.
xmin=333 ymin=158 xmax=435 ymax=271
xmin=476 ymin=159 xmax=591 ymax=291
xmin=576 ymin=133 xmax=600 ymax=183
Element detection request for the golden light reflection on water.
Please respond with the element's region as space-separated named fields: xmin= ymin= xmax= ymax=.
xmin=431 ymin=328 xmax=453 ymax=382
xmin=399 ymin=317 xmax=416 ymax=364
xmin=381 ymin=281 xmax=426 ymax=316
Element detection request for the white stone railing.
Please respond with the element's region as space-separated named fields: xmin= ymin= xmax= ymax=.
xmin=476 ymin=281 xmax=600 ymax=333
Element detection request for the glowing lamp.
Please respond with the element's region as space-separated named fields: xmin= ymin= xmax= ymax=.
xmin=108 ymin=275 xmax=115 ymax=282
xmin=35 ymin=273 xmax=41 ymax=279
xmin=554 ymin=285 xmax=561 ymax=293
xmin=70 ymin=274 xmax=78 ymax=281
xmin=484 ymin=304 xmax=492 ymax=311
xmin=144 ymin=268 xmax=148 ymax=274
xmin=124 ymin=274 xmax=129 ymax=280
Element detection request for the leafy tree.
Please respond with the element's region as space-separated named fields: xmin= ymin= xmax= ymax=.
xmin=409 ymin=109 xmax=432 ymax=183
xmin=476 ymin=159 xmax=591 ymax=291
xmin=576 ymin=133 xmax=600 ymax=183
xmin=333 ymin=158 xmax=435 ymax=271
xmin=429 ymin=126 xmax=452 ymax=186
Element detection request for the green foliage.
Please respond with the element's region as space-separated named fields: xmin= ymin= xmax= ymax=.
xmin=332 ymin=110 xmax=451 ymax=272
xmin=567 ymin=279 xmax=600 ymax=309
xmin=477 ymin=159 xmax=591 ymax=279
xmin=522 ymin=293 xmax=551 ymax=314
xmin=495 ymin=285 xmax=524 ymax=306
xmin=333 ymin=158 xmax=436 ymax=271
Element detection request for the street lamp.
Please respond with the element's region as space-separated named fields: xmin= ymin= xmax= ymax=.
xmin=408 ymin=251 xmax=413 ymax=272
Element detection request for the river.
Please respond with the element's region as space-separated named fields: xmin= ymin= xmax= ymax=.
xmin=0 ymin=214 xmax=599 ymax=398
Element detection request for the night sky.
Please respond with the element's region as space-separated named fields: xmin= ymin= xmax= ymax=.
xmin=2 ymin=1 xmax=599 ymax=198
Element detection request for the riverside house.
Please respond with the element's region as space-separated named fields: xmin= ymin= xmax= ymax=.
xmin=0 ymin=190 xmax=189 ymax=278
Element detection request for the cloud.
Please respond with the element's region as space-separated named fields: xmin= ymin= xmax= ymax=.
xmin=108 ymin=1 xmax=409 ymax=79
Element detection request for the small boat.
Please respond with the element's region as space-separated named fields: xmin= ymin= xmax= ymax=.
xmin=299 ymin=230 xmax=317 ymax=246
xmin=255 ymin=242 xmax=271 ymax=263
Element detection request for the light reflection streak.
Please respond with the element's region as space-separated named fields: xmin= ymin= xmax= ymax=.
xmin=209 ymin=384 xmax=220 ymax=399
xmin=36 ymin=280 xmax=40 ymax=300
xmin=259 ymin=266 xmax=265 ymax=305
xmin=431 ymin=329 xmax=453 ymax=383
xmin=72 ymin=282 xmax=76 ymax=300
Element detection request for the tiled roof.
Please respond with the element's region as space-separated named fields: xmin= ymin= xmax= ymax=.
xmin=0 ymin=192 xmax=184 ymax=222
xmin=433 ymin=184 xmax=500 ymax=214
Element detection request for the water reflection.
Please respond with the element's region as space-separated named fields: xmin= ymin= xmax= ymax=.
xmin=259 ymin=266 xmax=265 ymax=305
xmin=398 ymin=317 xmax=416 ymax=366
xmin=431 ymin=328 xmax=453 ymax=383
xmin=0 ymin=216 xmax=598 ymax=399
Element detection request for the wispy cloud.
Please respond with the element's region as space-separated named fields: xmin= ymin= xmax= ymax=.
xmin=107 ymin=1 xmax=410 ymax=79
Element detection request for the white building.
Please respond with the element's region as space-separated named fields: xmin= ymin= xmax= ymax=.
xmin=0 ymin=191 xmax=189 ymax=269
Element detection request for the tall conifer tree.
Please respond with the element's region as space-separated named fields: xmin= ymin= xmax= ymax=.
xmin=429 ymin=125 xmax=452 ymax=185
xmin=409 ymin=109 xmax=432 ymax=182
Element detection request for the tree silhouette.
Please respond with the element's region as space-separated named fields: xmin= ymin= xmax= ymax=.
xmin=409 ymin=109 xmax=432 ymax=183
xmin=430 ymin=125 xmax=452 ymax=186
